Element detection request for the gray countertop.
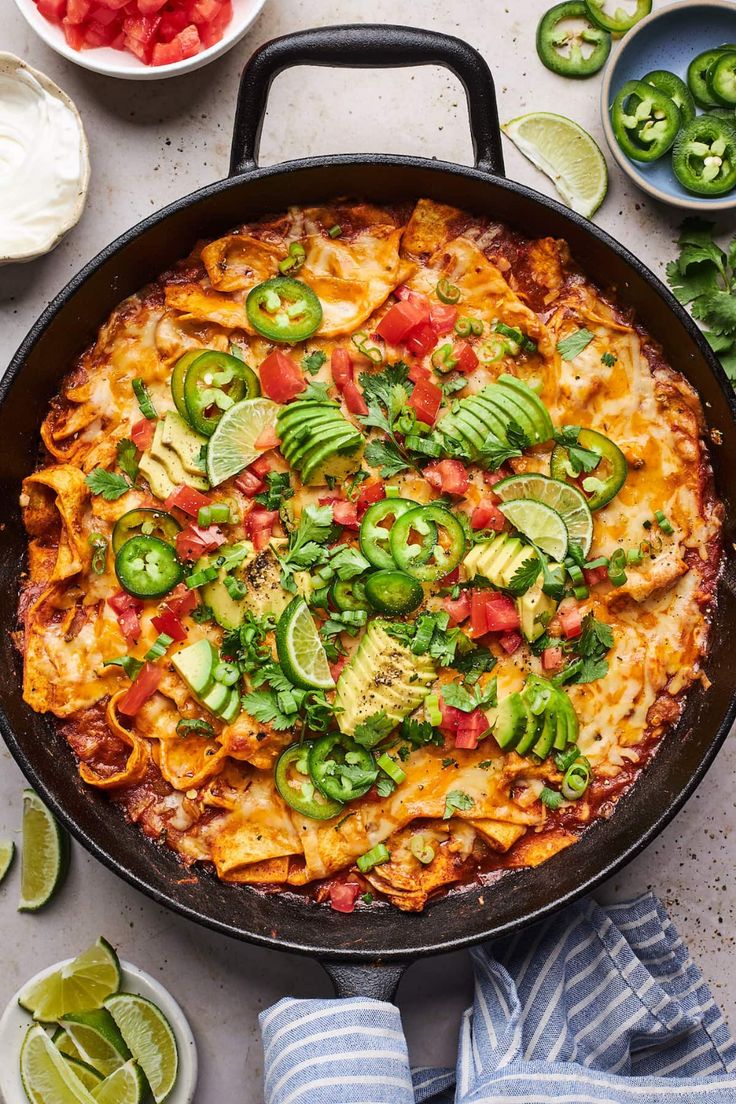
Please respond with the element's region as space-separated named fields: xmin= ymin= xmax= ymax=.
xmin=2 ymin=2 xmax=736 ymax=1099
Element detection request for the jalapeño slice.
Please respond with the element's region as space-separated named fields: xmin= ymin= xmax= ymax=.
xmin=672 ymin=115 xmax=736 ymax=195
xmin=112 ymin=508 xmax=181 ymax=555
xmin=308 ymin=734 xmax=378 ymax=803
xmin=364 ymin=569 xmax=423 ymax=615
xmin=275 ymin=743 xmax=344 ymax=820
xmin=246 ymin=277 xmax=323 ymax=343
xmin=115 ymin=535 xmax=183 ymax=599
xmin=687 ymin=46 xmax=736 ymax=109
xmin=550 ymin=427 xmax=627 ymax=510
xmin=641 ymin=69 xmax=696 ymax=125
xmin=536 ymin=2 xmax=611 ymax=79
xmin=171 ymin=350 xmax=202 ymax=420
xmin=359 ymin=498 xmax=426 ymax=570
xmin=330 ymin=577 xmax=369 ymax=612
xmin=389 ymin=504 xmax=466 ymax=581
xmin=611 ymin=79 xmax=680 ymax=162
xmin=183 ymin=351 xmax=260 ymax=437
xmin=584 ymin=0 xmax=651 ymax=34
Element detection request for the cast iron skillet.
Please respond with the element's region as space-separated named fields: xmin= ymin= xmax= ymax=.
xmin=1 ymin=25 xmax=736 ymax=1001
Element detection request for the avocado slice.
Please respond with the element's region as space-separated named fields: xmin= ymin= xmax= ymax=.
xmin=280 ymin=415 xmax=345 ymax=461
xmin=172 ymin=639 xmax=217 ymax=696
xmin=532 ymin=704 xmax=558 ymax=760
xmin=198 ymin=542 xmax=255 ymax=631
xmin=515 ymin=695 xmax=544 ymax=756
xmin=277 ymin=400 xmax=340 ymax=432
xmin=518 ymin=580 xmax=557 ymax=642
xmin=201 ymin=679 xmax=230 ymax=716
xmin=301 ymin=431 xmax=364 ymax=486
xmin=493 ymin=692 xmax=527 ymax=750
xmin=497 ymin=375 xmax=554 ymax=442
xmin=220 ymin=688 xmax=241 ymax=724
xmin=149 ymin=418 xmax=209 ymax=492
xmin=470 ymin=393 xmax=513 ymax=442
xmin=480 ymin=389 xmax=538 ymax=444
xmin=285 ymin=419 xmax=354 ymax=469
xmin=138 ymin=451 xmax=177 ymax=501
xmin=555 ymin=689 xmax=579 ymax=749
xmin=160 ymin=411 xmax=208 ymax=477
xmin=453 ymin=408 xmax=491 ymax=454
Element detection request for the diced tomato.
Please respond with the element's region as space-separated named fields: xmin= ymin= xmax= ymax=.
xmin=250 ymin=453 xmax=275 ymax=477
xmin=122 ymin=11 xmax=159 ymax=40
xmin=108 ymin=591 xmax=143 ymax=643
xmin=408 ymin=361 xmax=431 ymax=384
xmin=499 ymin=630 xmax=523 ymax=655
xmin=542 ymin=646 xmax=565 ymax=673
xmin=356 ymin=481 xmax=385 ymax=517
xmin=405 ymin=322 xmax=439 ymax=359
xmin=328 ymin=882 xmax=361 ymax=913
xmin=584 ymin=565 xmax=609 ymax=587
xmin=454 ymin=342 xmax=479 ymax=374
xmin=176 ymin=524 xmax=225 ymax=561
xmin=95 ymin=0 xmax=129 ymax=8
xmin=36 ymin=0 xmax=66 ymax=22
xmin=118 ymin=662 xmax=163 ymax=716
xmin=330 ymin=348 xmax=353 ymax=391
xmin=408 ymin=378 xmax=442 ymax=427
xmin=83 ymin=18 xmax=121 ymax=45
xmin=157 ymin=8 xmax=188 ymax=39
xmin=63 ymin=19 xmax=86 ymax=47
xmin=471 ymin=498 xmax=506 ymax=532
xmin=558 ymin=600 xmax=583 ymax=639
xmin=199 ymin=0 xmax=231 ymax=47
xmin=136 ymin=0 xmax=167 ymax=11
xmin=342 ymin=379 xmax=368 ymax=416
xmin=470 ymin=590 xmax=519 ymax=637
xmin=151 ymin=23 xmax=200 ymax=65
xmin=66 ymin=0 xmax=91 ymax=22
xmin=187 ymin=0 xmax=220 ymax=19
xmin=234 ymin=470 xmax=265 ymax=498
xmin=151 ymin=607 xmax=187 ymax=642
xmin=258 ymin=350 xmax=306 ymax=403
xmin=130 ymin=417 xmax=155 ymax=450
xmin=430 ymin=304 xmax=458 ymax=334
xmin=319 ymin=497 xmax=359 ymax=530
xmin=329 ymin=654 xmax=348 ymax=682
xmin=455 ymin=708 xmax=489 ymax=750
xmin=254 ymin=425 xmax=280 ymax=450
xmin=438 ymin=700 xmax=464 ymax=735
xmin=245 ymin=507 xmax=278 ymax=551
xmin=440 ymin=566 xmax=460 ymax=586
xmin=88 ymin=6 xmax=121 ymax=26
xmin=423 ymin=459 xmax=468 ymax=496
xmin=375 ymin=301 xmax=428 ymax=346
xmin=164 ymin=485 xmax=211 ymax=517
xmin=444 ymin=591 xmax=471 ymax=625
xmin=165 ymin=583 xmax=198 ymax=619
xmin=394 ymin=285 xmax=430 ymax=313
xmin=483 ymin=470 xmax=507 ymax=488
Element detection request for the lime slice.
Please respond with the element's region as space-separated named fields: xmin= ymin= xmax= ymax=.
xmin=502 ymin=112 xmax=608 ymax=218
xmin=20 ymin=1024 xmax=97 ymax=1104
xmin=0 ymin=838 xmax=15 ymax=883
xmin=206 ymin=397 xmax=279 ymax=486
xmin=60 ymin=1009 xmax=130 ymax=1076
xmin=498 ymin=499 xmax=569 ymax=561
xmin=19 ymin=789 xmax=70 ymax=912
xmin=275 ymin=596 xmax=336 ymax=691
xmin=493 ymin=473 xmax=594 ymax=556
xmin=92 ymin=1060 xmax=147 ymax=1104
xmin=53 ymin=1027 xmax=83 ymax=1062
xmin=105 ymin=993 xmax=178 ymax=1104
xmin=19 ymin=937 xmax=121 ymax=1022
xmin=64 ymin=1056 xmax=104 ymax=1091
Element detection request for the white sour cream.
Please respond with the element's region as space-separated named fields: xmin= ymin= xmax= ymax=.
xmin=0 ymin=60 xmax=89 ymax=261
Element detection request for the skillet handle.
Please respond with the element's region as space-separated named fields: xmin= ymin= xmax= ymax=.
xmin=230 ymin=24 xmax=505 ymax=178
xmin=320 ymin=959 xmax=409 ymax=1002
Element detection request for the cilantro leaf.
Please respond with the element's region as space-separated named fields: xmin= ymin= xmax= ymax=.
xmin=600 ymin=352 xmax=617 ymax=368
xmin=255 ymin=471 xmax=294 ymax=512
xmin=116 ymin=438 xmax=139 ymax=483
xmin=505 ymin=553 xmax=541 ymax=596
xmin=176 ymin=718 xmax=215 ymax=738
xmin=666 ymin=258 xmax=720 ymax=306
xmin=86 ymin=468 xmax=130 ymax=501
xmin=303 ymin=350 xmax=327 ymax=376
xmin=540 ymin=786 xmax=564 ymax=810
xmin=443 ymin=789 xmax=475 ymax=819
xmin=353 ymin=711 xmax=395 ymax=749
xmin=301 ymin=380 xmax=335 ymax=403
xmin=452 ymin=647 xmax=496 ymax=684
xmin=506 ymin=420 xmax=531 ymax=450
xmin=557 ymin=328 xmax=595 ymax=361
xmin=692 ymin=289 xmax=736 ymax=334
xmin=240 ymin=688 xmax=293 ymax=730
xmin=400 ymin=718 xmax=444 ymax=748
xmin=359 ymin=362 xmax=411 ymax=409
xmin=282 ymin=504 xmax=334 ymax=581
xmin=364 ymin=438 xmax=411 ymax=478
xmin=103 ymin=655 xmax=143 ymax=680
xmin=478 ymin=431 xmax=523 ymax=471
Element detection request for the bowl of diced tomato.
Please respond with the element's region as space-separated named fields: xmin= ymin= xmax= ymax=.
xmin=13 ymin=0 xmax=267 ymax=78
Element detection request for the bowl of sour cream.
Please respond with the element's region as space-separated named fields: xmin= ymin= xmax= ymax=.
xmin=0 ymin=54 xmax=90 ymax=264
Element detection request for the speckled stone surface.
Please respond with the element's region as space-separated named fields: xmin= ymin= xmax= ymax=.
xmin=1 ymin=2 xmax=735 ymax=1099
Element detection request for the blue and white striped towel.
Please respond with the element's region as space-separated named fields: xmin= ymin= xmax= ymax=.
xmin=260 ymin=893 xmax=736 ymax=1103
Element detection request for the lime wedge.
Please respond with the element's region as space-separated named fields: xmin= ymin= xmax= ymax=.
xmin=20 ymin=1024 xmax=97 ymax=1104
xmin=0 ymin=838 xmax=15 ymax=883
xmin=53 ymin=1027 xmax=83 ymax=1062
xmin=19 ymin=789 xmax=69 ymax=912
xmin=60 ymin=1009 xmax=130 ymax=1076
xmin=92 ymin=1060 xmax=147 ymax=1104
xmin=498 ymin=499 xmax=569 ymax=561
xmin=64 ymin=1056 xmax=104 ymax=1092
xmin=105 ymin=993 xmax=178 ymax=1104
xmin=493 ymin=473 xmax=593 ymax=556
xmin=275 ymin=596 xmax=336 ymax=691
xmin=502 ymin=112 xmax=608 ymax=218
xmin=206 ymin=397 xmax=279 ymax=486
xmin=19 ymin=937 xmax=121 ymax=1022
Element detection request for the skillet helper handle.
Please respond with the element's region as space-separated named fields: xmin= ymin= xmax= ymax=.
xmin=320 ymin=960 xmax=409 ymax=1002
xmin=230 ymin=23 xmax=505 ymax=178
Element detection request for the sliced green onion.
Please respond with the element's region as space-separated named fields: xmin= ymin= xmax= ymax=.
xmin=277 ymin=689 xmax=299 ymax=714
xmin=626 ymin=547 xmax=643 ymax=565
xmin=144 ymin=633 xmax=173 ymax=661
xmin=223 ymin=575 xmax=247 ymax=600
xmin=328 ymin=225 xmax=342 ymax=239
xmin=436 ymin=277 xmax=461 ymax=304
xmin=425 ymin=692 xmax=443 ymax=727
xmin=219 ymin=545 xmax=249 ymax=572
xmin=132 ymin=377 xmax=157 ymax=420
xmin=186 ymin=565 xmax=219 ymax=589
xmin=376 ymin=753 xmax=406 ymax=786
xmin=411 ymin=616 xmax=436 ymax=655
xmin=554 ymin=744 xmax=581 ymax=772
xmin=404 ymin=434 xmax=442 ymax=457
xmin=493 ymin=320 xmax=537 ymax=354
xmin=584 ymin=556 xmax=609 ymax=570
xmin=607 ymin=548 xmax=627 ymax=587
xmin=356 ymin=843 xmax=391 ymax=873
xmin=197 ymin=506 xmax=212 ymax=528
xmin=454 ymin=316 xmax=483 ymax=337
xmin=210 ymin=503 xmax=231 ymax=524
xmin=431 ymin=343 xmax=458 ymax=373
xmin=385 ymin=485 xmax=401 ymax=498
xmin=561 ymin=756 xmax=591 ymax=800
xmin=582 ymin=476 xmax=607 ymax=496
xmin=88 ymin=533 xmax=108 ymax=575
xmin=573 ymin=584 xmax=589 ymax=601
xmin=278 ymin=241 xmax=306 ymax=275
xmin=352 ymin=331 xmax=383 ymax=364
xmin=214 ymin=661 xmax=240 ymax=686
xmin=567 ymin=563 xmax=585 ymax=587
xmin=655 ymin=510 xmax=674 ymax=535
xmin=409 ymin=833 xmax=436 ymax=865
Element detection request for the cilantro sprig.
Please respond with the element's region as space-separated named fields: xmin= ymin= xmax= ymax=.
xmin=359 ymin=362 xmax=421 ymax=477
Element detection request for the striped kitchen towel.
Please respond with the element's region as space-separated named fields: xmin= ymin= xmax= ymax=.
xmin=259 ymin=892 xmax=736 ymax=1103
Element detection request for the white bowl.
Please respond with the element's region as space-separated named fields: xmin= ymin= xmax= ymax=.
xmin=12 ymin=0 xmax=268 ymax=79
xmin=0 ymin=957 xmax=198 ymax=1103
xmin=0 ymin=53 xmax=89 ymax=264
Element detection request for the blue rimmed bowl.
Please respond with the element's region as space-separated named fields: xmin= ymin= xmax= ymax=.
xmin=601 ymin=0 xmax=736 ymax=212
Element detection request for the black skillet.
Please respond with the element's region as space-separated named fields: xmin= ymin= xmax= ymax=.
xmin=1 ymin=25 xmax=736 ymax=1002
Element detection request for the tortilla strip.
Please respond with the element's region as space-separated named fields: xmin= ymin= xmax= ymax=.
xmin=22 ymin=466 xmax=90 ymax=581
xmin=79 ymin=692 xmax=150 ymax=790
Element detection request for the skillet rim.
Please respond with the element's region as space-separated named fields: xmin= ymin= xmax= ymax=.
xmin=2 ymin=152 xmax=736 ymax=961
